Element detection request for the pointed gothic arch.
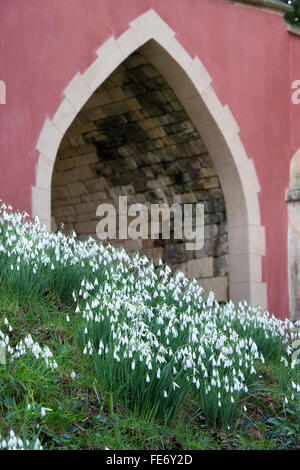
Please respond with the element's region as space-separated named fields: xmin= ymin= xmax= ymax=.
xmin=33 ymin=9 xmax=267 ymax=307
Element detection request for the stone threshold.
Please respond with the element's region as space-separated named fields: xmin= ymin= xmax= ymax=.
xmin=287 ymin=23 xmax=300 ymax=37
xmin=222 ymin=0 xmax=291 ymax=13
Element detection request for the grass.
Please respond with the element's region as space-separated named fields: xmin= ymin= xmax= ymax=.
xmin=0 ymin=205 xmax=299 ymax=450
xmin=0 ymin=286 xmax=299 ymax=449
xmin=0 ymin=286 xmax=204 ymax=450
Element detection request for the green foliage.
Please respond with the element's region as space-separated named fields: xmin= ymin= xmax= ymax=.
xmin=284 ymin=0 xmax=300 ymax=27
xmin=0 ymin=203 xmax=299 ymax=449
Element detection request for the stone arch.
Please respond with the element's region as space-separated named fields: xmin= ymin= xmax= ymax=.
xmin=286 ymin=149 xmax=300 ymax=319
xmin=33 ymin=9 xmax=267 ymax=307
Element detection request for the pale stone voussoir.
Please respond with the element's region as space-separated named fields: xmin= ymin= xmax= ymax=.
xmin=129 ymin=9 xmax=175 ymax=50
xmin=249 ymin=224 xmax=266 ymax=255
xmin=64 ymin=72 xmax=93 ymax=112
xmin=238 ymin=158 xmax=261 ymax=194
xmin=200 ymin=84 xmax=223 ymax=118
xmin=225 ymin=133 xmax=249 ymax=169
xmin=36 ymin=119 xmax=63 ymax=161
xmin=168 ymin=38 xmax=194 ymax=73
xmin=96 ymin=36 xmax=124 ymax=72
xmin=32 ymin=187 xmax=51 ymax=229
xmin=82 ymin=57 xmax=111 ymax=93
xmin=36 ymin=154 xmax=55 ymax=191
xmin=52 ymin=98 xmax=77 ymax=135
xmin=116 ymin=28 xmax=141 ymax=60
xmin=166 ymin=73 xmax=199 ymax=101
xmin=214 ymin=105 xmax=240 ymax=142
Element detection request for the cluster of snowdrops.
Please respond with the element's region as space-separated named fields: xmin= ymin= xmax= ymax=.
xmin=0 ymin=202 xmax=299 ymax=447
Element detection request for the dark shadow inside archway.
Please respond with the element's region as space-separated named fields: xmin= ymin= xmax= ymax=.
xmin=51 ymin=51 xmax=229 ymax=301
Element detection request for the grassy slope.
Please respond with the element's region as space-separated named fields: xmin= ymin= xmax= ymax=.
xmin=0 ymin=285 xmax=298 ymax=450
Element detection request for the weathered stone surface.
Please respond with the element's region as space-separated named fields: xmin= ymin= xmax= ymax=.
xmin=64 ymin=165 xmax=94 ymax=184
xmin=213 ymin=255 xmax=228 ymax=277
xmin=52 ymin=205 xmax=76 ymax=218
xmin=288 ymin=199 xmax=300 ymax=319
xmin=187 ymin=258 xmax=213 ymax=278
xmin=68 ymin=182 xmax=88 ymax=196
xmin=85 ymin=177 xmax=109 ymax=192
xmin=52 ymin=52 xmax=228 ymax=300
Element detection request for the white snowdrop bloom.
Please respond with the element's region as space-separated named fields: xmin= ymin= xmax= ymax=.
xmin=71 ymin=371 xmax=76 ymax=379
xmin=172 ymin=381 xmax=180 ymax=390
xmin=243 ymin=405 xmax=247 ymax=412
xmin=164 ymin=390 xmax=168 ymax=398
xmin=146 ymin=374 xmax=150 ymax=383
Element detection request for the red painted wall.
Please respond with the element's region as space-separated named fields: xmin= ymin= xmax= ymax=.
xmin=0 ymin=0 xmax=299 ymax=318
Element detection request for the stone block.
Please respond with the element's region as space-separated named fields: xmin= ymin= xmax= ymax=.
xmin=213 ymin=255 xmax=228 ymax=277
xmin=64 ymin=165 xmax=94 ymax=184
xmin=68 ymin=182 xmax=88 ymax=197
xmin=52 ymin=186 xmax=70 ymax=200
xmin=108 ymin=87 xmax=127 ymax=102
xmin=84 ymin=91 xmax=112 ymax=109
xmin=187 ymin=257 xmax=213 ymax=278
xmin=74 ymin=220 xmax=98 ymax=235
xmin=81 ymin=191 xmax=108 ymax=202
xmin=85 ymin=177 xmax=109 ymax=192
xmin=52 ymin=205 xmax=76 ymax=218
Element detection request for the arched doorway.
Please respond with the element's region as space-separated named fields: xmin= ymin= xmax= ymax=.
xmin=51 ymin=50 xmax=229 ymax=301
xmin=287 ymin=149 xmax=300 ymax=319
xmin=33 ymin=10 xmax=266 ymax=307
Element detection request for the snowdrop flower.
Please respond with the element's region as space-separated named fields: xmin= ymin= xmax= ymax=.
xmin=172 ymin=381 xmax=179 ymax=390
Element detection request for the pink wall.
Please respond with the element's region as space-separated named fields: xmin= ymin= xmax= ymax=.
xmin=0 ymin=0 xmax=299 ymax=318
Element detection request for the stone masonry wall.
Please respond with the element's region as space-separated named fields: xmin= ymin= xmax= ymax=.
xmin=52 ymin=52 xmax=229 ymax=301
